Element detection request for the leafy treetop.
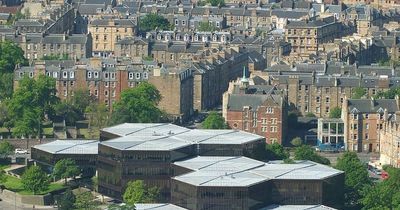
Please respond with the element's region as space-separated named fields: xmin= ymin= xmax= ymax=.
xmin=139 ymin=14 xmax=171 ymax=32
xmin=21 ymin=165 xmax=49 ymax=195
xmin=123 ymin=180 xmax=159 ymax=204
xmin=53 ymin=158 xmax=80 ymax=183
xmin=0 ymin=141 xmax=14 ymax=159
xmin=335 ymin=152 xmax=371 ymax=208
xmin=112 ymin=82 xmax=162 ymax=124
xmin=202 ymin=111 xmax=227 ymax=129
xmin=294 ymin=145 xmax=330 ymax=165
xmin=265 ymin=142 xmax=289 ymax=160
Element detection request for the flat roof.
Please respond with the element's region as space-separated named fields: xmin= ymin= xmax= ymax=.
xmin=260 ymin=204 xmax=337 ymax=210
xmin=135 ymin=203 xmax=188 ymax=210
xmin=100 ymin=123 xmax=264 ymax=151
xmin=33 ymin=140 xmax=98 ymax=155
xmin=173 ymin=157 xmax=343 ymax=187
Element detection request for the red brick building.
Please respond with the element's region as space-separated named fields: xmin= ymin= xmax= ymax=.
xmin=223 ymin=72 xmax=288 ymax=145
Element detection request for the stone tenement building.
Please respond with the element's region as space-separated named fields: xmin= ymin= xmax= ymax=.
xmin=149 ymin=65 xmax=194 ymax=122
xmin=379 ymin=112 xmax=400 ymax=168
xmin=342 ymin=97 xmax=400 ymax=153
xmin=223 ymin=73 xmax=288 ymax=145
xmin=13 ymin=3 xmax=75 ymax=34
xmin=267 ymin=63 xmax=400 ymax=118
xmin=285 ymin=17 xmax=341 ymax=59
xmin=88 ymin=18 xmax=136 ymax=57
xmin=114 ymin=36 xmax=149 ymax=58
xmin=14 ymin=58 xmax=154 ymax=110
xmin=0 ymin=33 xmax=92 ymax=60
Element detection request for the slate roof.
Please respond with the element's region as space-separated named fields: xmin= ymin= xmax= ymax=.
xmin=347 ymin=99 xmax=399 ymax=113
xmin=286 ymin=19 xmax=335 ymax=28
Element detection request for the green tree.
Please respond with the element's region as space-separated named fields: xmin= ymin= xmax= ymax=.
xmin=361 ymin=167 xmax=400 ymax=210
xmin=352 ymin=87 xmax=366 ymax=99
xmin=207 ymin=0 xmax=225 ymax=6
xmin=202 ymin=112 xmax=227 ymax=129
xmin=112 ymin=82 xmax=162 ymax=124
xmin=86 ymin=102 xmax=110 ymax=138
xmin=21 ymin=165 xmax=49 ymax=195
xmin=294 ymin=145 xmax=330 ymax=165
xmin=335 ymin=152 xmax=371 ymax=208
xmin=290 ymin=137 xmax=303 ymax=147
xmin=9 ymin=75 xmax=58 ymax=137
xmin=198 ymin=22 xmax=218 ymax=32
xmin=139 ymin=14 xmax=171 ymax=32
xmin=0 ymin=141 xmax=14 ymax=159
xmin=57 ymin=188 xmax=76 ymax=210
xmin=54 ymin=101 xmax=81 ymax=126
xmin=329 ymin=107 xmax=342 ymax=118
xmin=0 ymin=101 xmax=13 ymax=134
xmin=265 ymin=142 xmax=289 ymax=160
xmin=0 ymin=41 xmax=27 ymax=99
xmin=376 ymin=87 xmax=400 ymax=99
xmin=74 ymin=191 xmax=98 ymax=210
xmin=53 ymin=159 xmax=80 ymax=184
xmin=123 ymin=180 xmax=159 ymax=204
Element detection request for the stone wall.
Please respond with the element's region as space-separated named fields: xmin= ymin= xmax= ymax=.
xmin=1 ymin=189 xmax=53 ymax=206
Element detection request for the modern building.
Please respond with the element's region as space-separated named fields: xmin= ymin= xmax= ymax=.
xmin=97 ymin=123 xmax=266 ymax=200
xmin=31 ymin=140 xmax=98 ymax=176
xmin=317 ymin=118 xmax=345 ymax=148
xmin=171 ymin=156 xmax=344 ymax=210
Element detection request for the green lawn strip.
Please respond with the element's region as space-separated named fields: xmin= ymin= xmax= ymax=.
xmin=42 ymin=127 xmax=54 ymax=135
xmin=4 ymin=175 xmax=65 ymax=195
xmin=0 ymin=164 xmax=11 ymax=171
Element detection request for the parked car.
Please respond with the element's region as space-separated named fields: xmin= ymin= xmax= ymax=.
xmin=14 ymin=148 xmax=28 ymax=154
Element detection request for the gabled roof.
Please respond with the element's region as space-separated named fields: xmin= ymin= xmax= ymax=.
xmin=348 ymin=99 xmax=399 ymax=113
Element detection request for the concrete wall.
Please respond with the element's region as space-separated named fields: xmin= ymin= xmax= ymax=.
xmin=1 ymin=189 xmax=53 ymax=206
xmin=0 ymin=139 xmax=54 ymax=150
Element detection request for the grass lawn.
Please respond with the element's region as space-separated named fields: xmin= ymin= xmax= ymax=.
xmin=4 ymin=175 xmax=65 ymax=195
xmin=0 ymin=164 xmax=10 ymax=171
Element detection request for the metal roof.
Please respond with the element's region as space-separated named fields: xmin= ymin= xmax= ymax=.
xmin=135 ymin=203 xmax=188 ymax=210
xmin=33 ymin=140 xmax=98 ymax=154
xmin=100 ymin=124 xmax=264 ymax=151
xmin=260 ymin=204 xmax=337 ymax=210
xmin=173 ymin=157 xmax=343 ymax=187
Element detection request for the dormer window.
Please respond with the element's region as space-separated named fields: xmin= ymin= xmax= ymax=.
xmin=176 ymin=35 xmax=180 ymax=41
xmin=88 ymin=71 xmax=92 ymax=78
xmin=94 ymin=72 xmax=99 ymax=78
xmin=53 ymin=72 xmax=58 ymax=78
xmin=184 ymin=34 xmax=189 ymax=41
xmin=63 ymin=71 xmax=68 ymax=78
xmin=194 ymin=34 xmax=199 ymax=41
xmin=129 ymin=72 xmax=134 ymax=79
xmin=29 ymin=72 xmax=34 ymax=78
xmin=175 ymin=20 xmax=179 ymax=25
xmin=157 ymin=34 xmax=162 ymax=40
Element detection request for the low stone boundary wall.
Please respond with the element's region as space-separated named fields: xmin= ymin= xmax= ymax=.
xmin=1 ymin=189 xmax=53 ymax=206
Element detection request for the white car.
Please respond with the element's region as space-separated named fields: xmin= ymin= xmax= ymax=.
xmin=15 ymin=148 xmax=28 ymax=154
